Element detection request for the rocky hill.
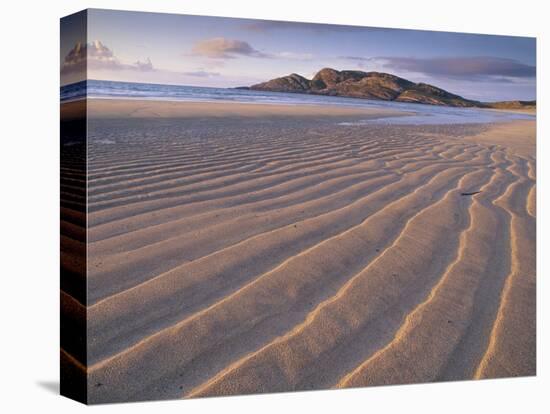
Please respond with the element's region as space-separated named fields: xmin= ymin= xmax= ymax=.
xmin=245 ymin=68 xmax=535 ymax=109
xmin=483 ymin=100 xmax=536 ymax=110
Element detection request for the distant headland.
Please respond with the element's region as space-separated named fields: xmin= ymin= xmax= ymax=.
xmin=239 ymin=67 xmax=536 ymax=110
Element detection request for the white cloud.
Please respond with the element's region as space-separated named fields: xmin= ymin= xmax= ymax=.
xmin=191 ymin=38 xmax=268 ymax=59
xmin=61 ymin=40 xmax=155 ymax=75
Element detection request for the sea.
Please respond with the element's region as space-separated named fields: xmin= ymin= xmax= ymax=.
xmin=61 ymin=80 xmax=535 ymax=126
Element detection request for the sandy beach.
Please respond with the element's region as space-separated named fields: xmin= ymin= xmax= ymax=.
xmin=61 ymin=99 xmax=535 ymax=403
xmin=85 ymin=98 xmax=408 ymax=119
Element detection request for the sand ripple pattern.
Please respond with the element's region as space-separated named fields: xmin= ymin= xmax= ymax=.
xmin=62 ymin=118 xmax=535 ymax=403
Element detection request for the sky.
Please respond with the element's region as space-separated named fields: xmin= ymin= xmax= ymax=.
xmin=60 ymin=9 xmax=536 ymax=101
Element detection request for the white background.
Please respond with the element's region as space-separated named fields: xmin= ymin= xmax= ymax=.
xmin=0 ymin=0 xmax=547 ymax=412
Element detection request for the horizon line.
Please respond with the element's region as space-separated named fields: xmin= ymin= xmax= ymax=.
xmin=60 ymin=77 xmax=537 ymax=104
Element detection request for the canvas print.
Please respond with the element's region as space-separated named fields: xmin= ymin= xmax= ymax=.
xmin=60 ymin=8 xmax=536 ymax=405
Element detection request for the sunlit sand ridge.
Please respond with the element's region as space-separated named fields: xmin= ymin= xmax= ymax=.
xmin=61 ymin=100 xmax=535 ymax=403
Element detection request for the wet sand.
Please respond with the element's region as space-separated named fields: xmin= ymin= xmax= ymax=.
xmin=61 ymin=99 xmax=535 ymax=403
xmin=85 ymin=98 xmax=406 ymax=119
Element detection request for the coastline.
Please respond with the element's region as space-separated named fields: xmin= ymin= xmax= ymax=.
xmin=62 ymin=97 xmax=535 ymax=126
xmin=486 ymin=107 xmax=537 ymax=116
xmin=84 ymin=98 xmax=408 ymax=119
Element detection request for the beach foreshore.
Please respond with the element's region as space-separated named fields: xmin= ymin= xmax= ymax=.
xmin=465 ymin=120 xmax=536 ymax=157
xmin=82 ymin=97 xmax=408 ymax=119
xmin=60 ymin=99 xmax=535 ymax=403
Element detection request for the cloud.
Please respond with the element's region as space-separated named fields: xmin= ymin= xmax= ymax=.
xmin=192 ymin=37 xmax=268 ymax=59
xmin=133 ymin=58 xmax=154 ymax=72
xmin=241 ymin=20 xmax=383 ymax=34
xmin=190 ymin=37 xmax=313 ymax=61
xmin=343 ymin=56 xmax=535 ymax=80
xmin=87 ymin=40 xmax=116 ymax=60
xmin=61 ymin=40 xmax=155 ymax=75
xmin=274 ymin=51 xmax=314 ymax=60
xmin=61 ymin=42 xmax=89 ymax=75
xmin=339 ymin=56 xmax=371 ymax=61
xmin=182 ymin=69 xmax=221 ymax=78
